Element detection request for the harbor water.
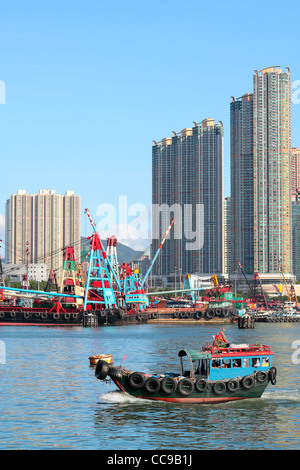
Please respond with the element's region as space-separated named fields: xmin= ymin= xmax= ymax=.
xmin=0 ymin=322 xmax=300 ymax=450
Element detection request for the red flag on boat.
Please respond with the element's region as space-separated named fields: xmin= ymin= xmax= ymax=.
xmin=213 ymin=329 xmax=229 ymax=348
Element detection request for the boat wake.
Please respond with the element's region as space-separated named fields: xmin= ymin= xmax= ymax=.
xmin=100 ymin=390 xmax=150 ymax=404
xmin=262 ymin=388 xmax=300 ymax=402
xmin=99 ymin=388 xmax=300 ymax=406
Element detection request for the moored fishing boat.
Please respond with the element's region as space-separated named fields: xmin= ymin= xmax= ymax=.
xmin=95 ymin=329 xmax=277 ymax=403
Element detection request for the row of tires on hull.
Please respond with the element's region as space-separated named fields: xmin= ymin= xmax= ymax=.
xmin=95 ymin=360 xmax=277 ymax=397
xmin=204 ymin=306 xmax=236 ymax=320
xmin=95 ymin=308 xmax=125 ymax=318
xmin=148 ymin=306 xmax=236 ymax=321
xmin=0 ymin=311 xmax=81 ymax=320
xmin=264 ymin=316 xmax=300 ymax=323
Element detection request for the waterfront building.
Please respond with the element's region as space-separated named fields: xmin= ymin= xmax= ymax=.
xmin=5 ymin=189 xmax=81 ymax=279
xmin=27 ymin=263 xmax=48 ymax=282
xmin=291 ymin=147 xmax=300 ymax=199
xmin=152 ymin=119 xmax=224 ymax=276
xmin=230 ymin=93 xmax=254 ymax=275
xmin=253 ymin=66 xmax=292 ymax=274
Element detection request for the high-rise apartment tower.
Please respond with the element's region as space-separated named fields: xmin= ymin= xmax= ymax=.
xmin=230 ymin=93 xmax=254 ymax=275
xmin=152 ymin=119 xmax=224 ymax=276
xmin=5 ymin=189 xmax=81 ymax=279
xmin=253 ymin=66 xmax=292 ymax=274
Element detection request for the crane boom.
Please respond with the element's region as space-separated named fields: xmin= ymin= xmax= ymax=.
xmin=141 ymin=218 xmax=175 ymax=287
xmin=84 ymin=208 xmax=122 ymax=293
xmin=279 ymin=262 xmax=290 ymax=300
xmin=237 ymin=260 xmax=253 ymax=295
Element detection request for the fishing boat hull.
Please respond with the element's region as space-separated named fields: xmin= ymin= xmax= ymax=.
xmin=0 ymin=306 xmax=83 ymax=326
xmin=96 ymin=362 xmax=276 ymax=404
xmin=114 ymin=373 xmax=271 ymax=403
xmin=147 ymin=307 xmax=235 ymax=323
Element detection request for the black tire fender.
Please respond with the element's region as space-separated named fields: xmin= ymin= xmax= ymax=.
xmin=109 ymin=367 xmax=123 ymax=381
xmin=95 ymin=360 xmax=110 ymax=380
xmin=177 ymin=378 xmax=194 ymax=396
xmin=227 ymin=378 xmax=240 ymax=392
xmin=205 ymin=309 xmax=214 ymax=320
xmin=195 ymin=378 xmax=208 ymax=392
xmin=269 ymin=367 xmax=277 ymax=385
xmin=256 ymin=371 xmax=268 ymax=383
xmin=129 ymin=372 xmax=146 ymax=389
xmin=161 ymin=377 xmax=177 ymax=394
xmin=144 ymin=377 xmax=160 ymax=393
xmin=213 ymin=381 xmax=226 ymax=395
xmin=241 ymin=375 xmax=255 ymax=389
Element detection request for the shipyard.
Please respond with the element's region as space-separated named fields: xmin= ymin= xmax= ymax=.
xmin=1 ymin=0 xmax=300 ymax=457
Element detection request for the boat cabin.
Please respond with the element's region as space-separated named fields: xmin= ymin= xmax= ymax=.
xmin=178 ymin=344 xmax=274 ymax=382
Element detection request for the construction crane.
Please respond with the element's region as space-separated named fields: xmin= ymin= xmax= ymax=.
xmin=237 ymin=260 xmax=254 ymax=296
xmin=119 ymin=262 xmax=149 ymax=311
xmin=60 ymin=246 xmax=84 ymax=308
xmin=252 ymin=272 xmax=269 ymax=309
xmin=83 ymin=208 xmax=122 ymax=310
xmin=106 ymin=236 xmax=120 ymax=282
xmin=279 ymin=262 xmax=291 ymax=300
xmin=210 ymin=274 xmax=219 ymax=288
xmin=44 ymin=268 xmax=59 ymax=293
xmin=290 ymin=284 xmax=298 ymax=303
xmin=180 ymin=274 xmax=196 ymax=303
xmin=141 ymin=218 xmax=175 ymax=287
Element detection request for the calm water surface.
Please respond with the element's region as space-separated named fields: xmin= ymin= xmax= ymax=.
xmin=0 ymin=322 xmax=299 ymax=450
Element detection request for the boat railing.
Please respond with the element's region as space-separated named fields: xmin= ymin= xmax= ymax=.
xmin=202 ymin=344 xmax=272 ymax=355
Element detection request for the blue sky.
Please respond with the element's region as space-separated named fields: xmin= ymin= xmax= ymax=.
xmin=1 ymin=0 xmax=300 ymax=250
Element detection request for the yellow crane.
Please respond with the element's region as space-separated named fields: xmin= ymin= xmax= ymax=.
xmin=279 ymin=263 xmax=290 ymax=300
xmin=211 ymin=275 xmax=219 ymax=287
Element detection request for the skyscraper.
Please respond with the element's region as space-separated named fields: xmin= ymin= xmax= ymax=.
xmin=5 ymin=189 xmax=81 ymax=279
xmin=230 ymin=93 xmax=254 ymax=275
xmin=253 ymin=66 xmax=292 ymax=274
xmin=152 ymin=119 xmax=224 ymax=276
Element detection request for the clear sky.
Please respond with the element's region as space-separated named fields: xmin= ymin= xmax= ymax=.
xmin=1 ymin=0 xmax=300 ymax=251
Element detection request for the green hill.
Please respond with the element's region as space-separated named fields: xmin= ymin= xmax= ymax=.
xmin=81 ymin=237 xmax=143 ymax=264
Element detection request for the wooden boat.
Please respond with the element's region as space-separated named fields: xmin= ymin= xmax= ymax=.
xmin=94 ymin=330 xmax=277 ymax=403
xmin=89 ymin=354 xmax=113 ymax=366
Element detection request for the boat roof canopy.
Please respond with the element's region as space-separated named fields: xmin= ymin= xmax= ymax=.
xmin=178 ymin=349 xmax=212 ymax=361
